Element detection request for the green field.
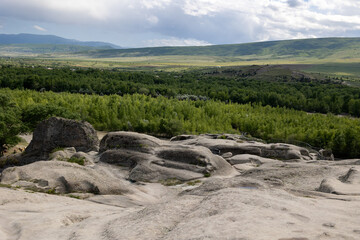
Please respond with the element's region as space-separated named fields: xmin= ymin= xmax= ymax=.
xmin=303 ymin=63 xmax=360 ymax=81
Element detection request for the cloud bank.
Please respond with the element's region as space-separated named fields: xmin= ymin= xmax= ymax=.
xmin=0 ymin=0 xmax=359 ymax=47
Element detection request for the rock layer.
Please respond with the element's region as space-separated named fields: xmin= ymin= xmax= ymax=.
xmin=99 ymin=132 xmax=237 ymax=182
xmin=23 ymin=117 xmax=99 ymax=160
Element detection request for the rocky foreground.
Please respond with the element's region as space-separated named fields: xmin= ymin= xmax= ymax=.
xmin=0 ymin=117 xmax=360 ymax=240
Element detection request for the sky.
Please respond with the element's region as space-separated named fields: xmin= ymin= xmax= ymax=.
xmin=0 ymin=0 xmax=359 ymax=48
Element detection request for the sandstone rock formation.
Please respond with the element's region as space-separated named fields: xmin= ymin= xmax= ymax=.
xmin=1 ymin=118 xmax=360 ymax=240
xmin=170 ymin=134 xmax=314 ymax=161
xmin=1 ymin=160 xmax=132 ymax=194
xmin=99 ymin=132 xmax=237 ymax=182
xmin=318 ymin=167 xmax=360 ymax=195
xmin=99 ymin=131 xmax=163 ymax=153
xmin=23 ymin=117 xmax=99 ymax=161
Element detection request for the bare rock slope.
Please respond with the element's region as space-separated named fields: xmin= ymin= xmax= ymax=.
xmin=0 ymin=118 xmax=360 ymax=240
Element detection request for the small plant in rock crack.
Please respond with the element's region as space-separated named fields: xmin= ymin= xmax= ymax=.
xmin=67 ymin=156 xmax=85 ymax=166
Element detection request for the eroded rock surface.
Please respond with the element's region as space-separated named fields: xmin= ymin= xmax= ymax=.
xmin=171 ymin=134 xmax=315 ymax=161
xmin=23 ymin=117 xmax=99 ymax=161
xmin=99 ymin=131 xmax=163 ymax=153
xmin=99 ymin=132 xmax=237 ymax=182
xmin=1 ymin=119 xmax=360 ymax=240
xmin=318 ymin=167 xmax=360 ymax=195
xmin=0 ymin=160 xmax=132 ymax=194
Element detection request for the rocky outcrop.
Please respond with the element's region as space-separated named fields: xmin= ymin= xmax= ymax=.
xmin=2 ymin=118 xmax=360 ymax=240
xmin=23 ymin=117 xmax=99 ymax=161
xmin=128 ymin=145 xmax=237 ymax=182
xmin=99 ymin=149 xmax=141 ymax=167
xmin=171 ymin=134 xmax=314 ymax=161
xmin=318 ymin=167 xmax=360 ymax=195
xmin=0 ymin=160 xmax=132 ymax=195
xmin=319 ymin=149 xmax=334 ymax=161
xmin=99 ymin=131 xmax=163 ymax=153
xmin=99 ymin=132 xmax=237 ymax=182
xmin=227 ymin=154 xmax=279 ymax=165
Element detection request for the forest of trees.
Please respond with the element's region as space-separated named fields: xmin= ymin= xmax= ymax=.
xmin=2 ymin=88 xmax=360 ymax=158
xmin=1 ymin=65 xmax=360 ymax=116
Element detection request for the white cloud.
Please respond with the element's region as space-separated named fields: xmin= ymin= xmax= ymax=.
xmin=145 ymin=37 xmax=211 ymax=47
xmin=0 ymin=0 xmax=359 ymax=46
xmin=140 ymin=0 xmax=172 ymax=9
xmin=147 ymin=15 xmax=159 ymax=25
xmin=33 ymin=25 xmax=46 ymax=31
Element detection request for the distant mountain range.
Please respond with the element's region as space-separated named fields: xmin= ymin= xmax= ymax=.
xmin=0 ymin=33 xmax=120 ymax=48
xmin=0 ymin=33 xmax=120 ymax=56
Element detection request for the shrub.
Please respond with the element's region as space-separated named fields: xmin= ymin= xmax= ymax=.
xmin=0 ymin=93 xmax=23 ymax=156
xmin=67 ymin=156 xmax=85 ymax=166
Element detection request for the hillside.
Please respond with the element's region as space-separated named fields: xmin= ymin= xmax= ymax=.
xmin=0 ymin=44 xmax=106 ymax=56
xmin=0 ymin=33 xmax=120 ymax=48
xmin=79 ymin=37 xmax=360 ymax=60
xmin=1 ymin=36 xmax=359 ymax=63
xmin=0 ymin=33 xmax=120 ymax=56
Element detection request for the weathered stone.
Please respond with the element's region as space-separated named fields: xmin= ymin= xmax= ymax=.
xmin=318 ymin=167 xmax=360 ymax=195
xmin=170 ymin=135 xmax=197 ymax=141
xmin=177 ymin=137 xmax=314 ymax=160
xmin=49 ymin=147 xmax=76 ymax=161
xmin=103 ymin=145 xmax=238 ymax=183
xmin=23 ymin=117 xmax=99 ymax=160
xmin=0 ymin=161 xmax=132 ymax=195
xmin=100 ymin=149 xmax=148 ymax=167
xmin=221 ymin=152 xmax=233 ymax=158
xmin=227 ymin=154 xmax=279 ymax=165
xmin=319 ymin=149 xmax=335 ymax=161
xmin=99 ymin=131 xmax=163 ymax=153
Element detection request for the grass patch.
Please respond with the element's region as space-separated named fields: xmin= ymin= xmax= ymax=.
xmin=186 ymin=180 xmax=202 ymax=186
xmin=203 ymin=173 xmax=211 ymax=178
xmin=46 ymin=188 xmax=57 ymax=194
xmin=0 ymin=183 xmax=12 ymax=188
xmin=0 ymin=157 xmax=19 ymax=168
xmin=159 ymin=178 xmax=183 ymax=186
xmin=51 ymin=147 xmax=65 ymax=153
xmin=68 ymin=194 xmax=81 ymax=199
xmin=67 ymin=156 xmax=85 ymax=166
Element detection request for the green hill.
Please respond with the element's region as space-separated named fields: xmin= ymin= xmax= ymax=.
xmin=0 ymin=44 xmax=105 ymax=56
xmin=0 ymin=33 xmax=120 ymax=48
xmin=0 ymin=33 xmax=120 ymax=56
xmin=79 ymin=37 xmax=360 ymax=60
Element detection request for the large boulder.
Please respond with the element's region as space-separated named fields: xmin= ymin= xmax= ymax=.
xmin=99 ymin=132 xmax=237 ymax=182
xmin=0 ymin=160 xmax=132 ymax=195
xmin=101 ymin=145 xmax=237 ymax=183
xmin=23 ymin=117 xmax=99 ymax=160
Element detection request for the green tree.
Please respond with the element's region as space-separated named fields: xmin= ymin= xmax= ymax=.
xmin=0 ymin=94 xmax=23 ymax=156
xmin=21 ymin=103 xmax=80 ymax=130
